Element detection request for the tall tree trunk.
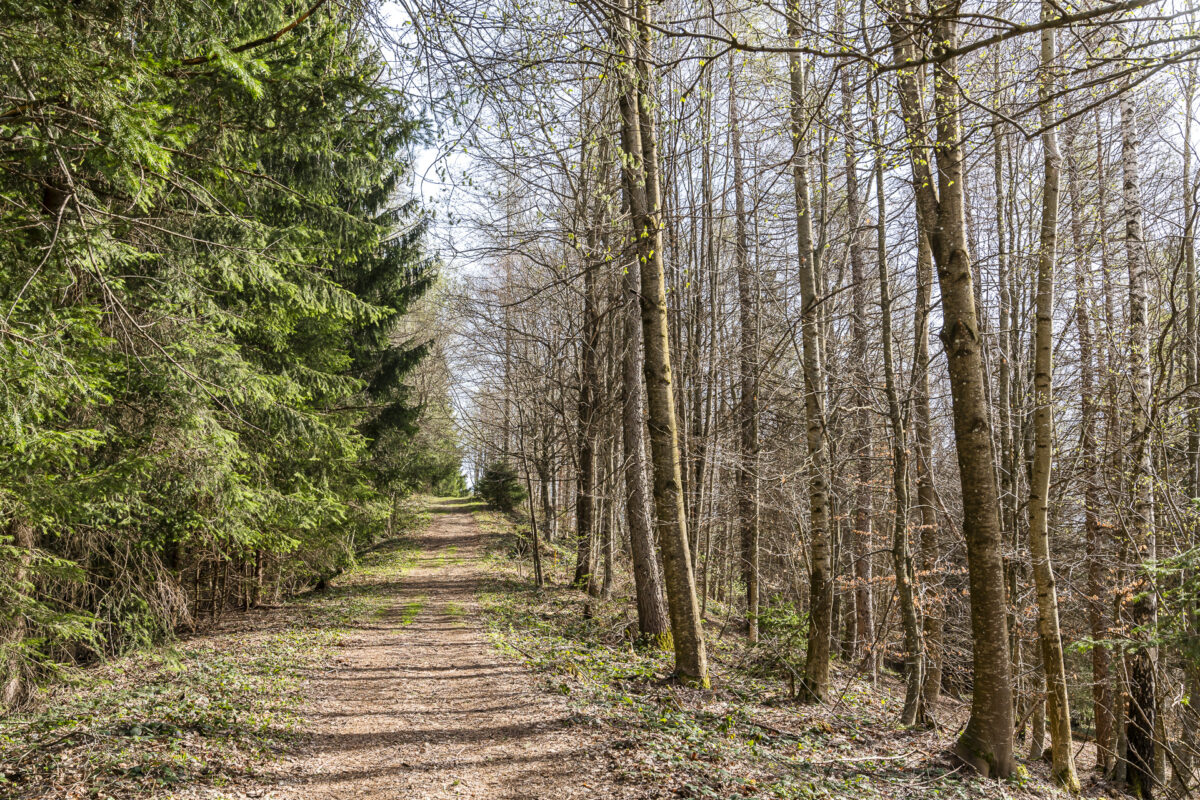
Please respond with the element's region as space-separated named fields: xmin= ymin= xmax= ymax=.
xmin=601 ymin=425 xmax=617 ymax=599
xmin=1094 ymin=103 xmax=1132 ymax=787
xmin=913 ymin=210 xmax=943 ymax=718
xmin=787 ymin=5 xmax=833 ymax=703
xmin=613 ymin=0 xmax=709 ymax=686
xmin=842 ymin=47 xmax=873 ymax=670
xmin=1182 ymin=61 xmax=1200 ymax=792
xmin=684 ymin=220 xmax=706 ymax=570
xmin=1120 ymin=85 xmax=1158 ymax=800
xmin=887 ymin=5 xmax=1015 ymax=776
xmin=1030 ymin=687 xmax=1046 ymax=761
xmin=1 ymin=518 xmax=33 ymax=710
xmin=870 ymin=92 xmax=924 ymax=724
xmin=1028 ymin=19 xmax=1079 ymax=790
xmin=1066 ymin=119 xmax=1115 ymax=775
xmin=730 ymin=64 xmax=760 ymax=645
xmin=991 ymin=75 xmax=1028 ymax=738
xmin=573 ymin=233 xmax=600 ymax=592
xmin=537 ymin=448 xmax=557 ymax=544
xmin=520 ymin=432 xmax=545 ymax=587
xmin=993 ymin=110 xmax=1022 ymax=736
xmin=621 ymin=254 xmax=671 ymax=646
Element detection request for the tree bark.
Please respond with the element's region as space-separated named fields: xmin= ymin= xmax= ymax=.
xmin=1065 ymin=118 xmax=1115 ymax=775
xmin=993 ymin=108 xmax=1023 ymax=739
xmin=1095 ymin=105 xmax=1128 ymax=784
xmin=1027 ymin=16 xmax=1080 ymax=791
xmin=887 ymin=5 xmax=1015 ymax=776
xmin=612 ymin=0 xmax=709 ymax=687
xmin=519 ymin=428 xmax=545 ymax=587
xmin=572 ymin=196 xmax=601 ymax=592
xmin=1 ymin=518 xmax=34 ymax=710
xmin=1120 ymin=85 xmax=1158 ymax=800
xmin=1182 ymin=61 xmax=1200 ymax=792
xmin=870 ymin=92 xmax=924 ymax=724
xmin=787 ymin=6 xmax=833 ymax=703
xmin=730 ymin=64 xmax=760 ymax=645
xmin=842 ymin=47 xmax=873 ymax=671
xmin=913 ymin=211 xmax=943 ymax=718
xmin=621 ymin=247 xmax=671 ymax=647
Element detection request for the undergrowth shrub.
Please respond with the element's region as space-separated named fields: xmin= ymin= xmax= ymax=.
xmin=475 ymin=462 xmax=527 ymax=512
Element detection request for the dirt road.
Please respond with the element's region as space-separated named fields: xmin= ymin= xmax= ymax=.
xmin=259 ymin=499 xmax=632 ymax=800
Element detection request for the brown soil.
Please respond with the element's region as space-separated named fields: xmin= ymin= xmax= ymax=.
xmin=257 ymin=499 xmax=635 ymax=799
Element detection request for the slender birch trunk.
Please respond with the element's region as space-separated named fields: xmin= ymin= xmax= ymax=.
xmin=1066 ymin=118 xmax=1116 ymax=774
xmin=870 ymin=86 xmax=923 ymax=724
xmin=1120 ymin=84 xmax=1158 ymax=800
xmin=913 ymin=214 xmax=943 ymax=718
xmin=1028 ymin=15 xmax=1079 ymax=790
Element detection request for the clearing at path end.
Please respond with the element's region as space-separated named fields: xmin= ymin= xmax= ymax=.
xmin=260 ymin=498 xmax=633 ymax=800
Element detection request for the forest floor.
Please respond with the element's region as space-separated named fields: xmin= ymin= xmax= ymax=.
xmin=245 ymin=496 xmax=634 ymax=800
xmin=469 ymin=508 xmax=1112 ymax=800
xmin=2 ymin=497 xmax=1112 ymax=800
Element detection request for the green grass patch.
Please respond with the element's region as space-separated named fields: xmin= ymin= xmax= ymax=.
xmin=0 ymin=522 xmax=430 ymax=799
xmin=472 ymin=513 xmax=1049 ymax=800
xmin=0 ymin=605 xmax=341 ymax=798
xmin=424 ymin=543 xmax=462 ymax=570
xmin=398 ymin=597 xmax=425 ymax=625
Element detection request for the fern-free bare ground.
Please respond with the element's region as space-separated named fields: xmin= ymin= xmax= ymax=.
xmin=254 ymin=497 xmax=634 ymax=800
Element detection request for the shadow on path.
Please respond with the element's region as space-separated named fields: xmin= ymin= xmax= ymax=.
xmin=256 ymin=499 xmax=637 ymax=800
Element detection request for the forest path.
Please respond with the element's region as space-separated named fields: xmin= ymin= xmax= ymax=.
xmin=258 ymin=497 xmax=627 ymax=800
